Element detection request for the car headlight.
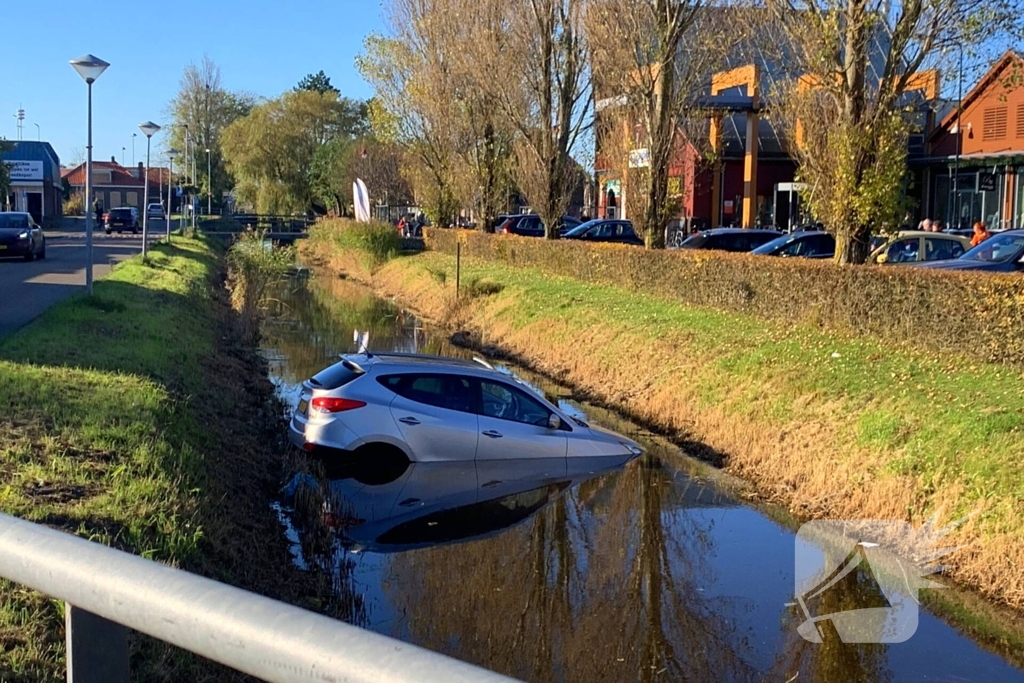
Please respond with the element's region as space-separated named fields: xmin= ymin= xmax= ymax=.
xmin=621 ymin=442 xmax=644 ymax=456
xmin=17 ymin=231 xmax=29 ymax=240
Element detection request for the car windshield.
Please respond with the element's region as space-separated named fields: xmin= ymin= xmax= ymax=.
xmin=751 ymin=234 xmax=797 ymax=255
xmin=679 ymin=233 xmax=709 ymax=248
xmin=0 ymin=214 xmax=29 ymax=230
xmin=961 ymin=233 xmax=1024 ymax=262
xmin=563 ymin=219 xmax=604 ymax=237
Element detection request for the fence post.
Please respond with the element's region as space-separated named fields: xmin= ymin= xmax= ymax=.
xmin=456 ymin=242 xmax=461 ymax=298
xmin=66 ymin=604 xmax=130 ymax=683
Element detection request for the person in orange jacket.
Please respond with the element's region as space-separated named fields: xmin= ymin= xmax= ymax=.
xmin=971 ymin=221 xmax=992 ymax=247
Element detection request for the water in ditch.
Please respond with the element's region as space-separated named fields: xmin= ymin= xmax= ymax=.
xmin=260 ymin=271 xmax=1024 ymax=683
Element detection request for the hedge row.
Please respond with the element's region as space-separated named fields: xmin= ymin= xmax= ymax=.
xmin=425 ymin=229 xmax=1024 ymax=366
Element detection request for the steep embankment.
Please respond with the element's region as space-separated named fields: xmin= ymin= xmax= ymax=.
xmin=0 ymin=238 xmax=321 ymax=681
xmin=299 ymin=226 xmax=1024 ymax=612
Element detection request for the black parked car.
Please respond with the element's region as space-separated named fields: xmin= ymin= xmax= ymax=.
xmin=0 ymin=212 xmax=46 ymax=261
xmin=913 ymin=230 xmax=1024 ymax=272
xmin=562 ymin=219 xmax=643 ymax=245
xmin=678 ymin=228 xmax=782 ymax=252
xmin=497 ymin=214 xmax=581 ymax=237
xmin=751 ymin=231 xmax=835 ymax=259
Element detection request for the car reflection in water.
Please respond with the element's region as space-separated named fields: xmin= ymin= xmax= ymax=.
xmin=324 ymin=455 xmax=635 ymax=554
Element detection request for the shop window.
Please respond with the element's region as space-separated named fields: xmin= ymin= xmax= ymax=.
xmin=983 ymin=107 xmax=1008 ymax=140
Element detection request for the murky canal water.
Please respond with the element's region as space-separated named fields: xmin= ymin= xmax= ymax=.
xmin=261 ymin=272 xmax=1024 ymax=683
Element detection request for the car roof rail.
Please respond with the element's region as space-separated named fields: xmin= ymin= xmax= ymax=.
xmin=473 ymin=356 xmax=494 ymax=370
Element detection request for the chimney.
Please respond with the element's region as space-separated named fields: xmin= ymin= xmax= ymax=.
xmin=138 ymin=162 xmax=145 ymax=181
xmin=111 ymin=155 xmax=117 ymax=163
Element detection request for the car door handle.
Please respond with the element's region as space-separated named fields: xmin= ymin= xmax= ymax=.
xmin=398 ymin=417 xmax=421 ymax=425
xmin=482 ymin=430 xmax=503 ymax=439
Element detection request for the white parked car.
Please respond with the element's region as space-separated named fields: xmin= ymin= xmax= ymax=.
xmin=147 ymin=203 xmax=165 ymax=220
xmin=288 ymin=353 xmax=644 ymax=463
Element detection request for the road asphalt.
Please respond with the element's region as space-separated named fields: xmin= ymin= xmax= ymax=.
xmin=0 ymin=231 xmax=149 ymax=339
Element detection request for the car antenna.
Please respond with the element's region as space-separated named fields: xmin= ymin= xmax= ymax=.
xmin=353 ymin=330 xmax=373 ymax=358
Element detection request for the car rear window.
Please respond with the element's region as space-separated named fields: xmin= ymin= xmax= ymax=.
xmin=110 ymin=209 xmax=132 ymax=218
xmin=310 ymin=360 xmax=363 ymax=390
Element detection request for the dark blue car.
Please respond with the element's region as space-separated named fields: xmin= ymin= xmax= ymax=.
xmin=914 ymin=230 xmax=1024 ymax=272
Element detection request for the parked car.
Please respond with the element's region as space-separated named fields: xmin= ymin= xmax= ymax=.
xmin=321 ymin=456 xmax=633 ymax=554
xmin=913 ymin=229 xmax=1024 ymax=272
xmin=678 ymin=228 xmax=782 ymax=252
xmin=105 ymin=207 xmax=140 ymax=234
xmin=288 ymin=353 xmax=644 ymax=462
xmin=562 ymin=219 xmax=643 ymax=245
xmin=147 ymin=203 xmax=165 ymax=220
xmin=496 ymin=214 xmax=581 ymax=237
xmin=0 ymin=212 xmax=46 ymax=261
xmin=751 ymin=230 xmax=835 ymax=259
xmin=869 ymin=231 xmax=971 ymax=264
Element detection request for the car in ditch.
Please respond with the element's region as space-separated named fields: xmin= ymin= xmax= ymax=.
xmin=288 ymin=353 xmax=644 ymax=463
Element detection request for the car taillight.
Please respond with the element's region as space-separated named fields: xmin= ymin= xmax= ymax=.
xmin=310 ymin=397 xmax=366 ymax=413
xmin=501 ymin=225 xmax=511 ymax=234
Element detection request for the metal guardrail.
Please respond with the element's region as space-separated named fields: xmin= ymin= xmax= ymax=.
xmin=0 ymin=513 xmax=521 ymax=683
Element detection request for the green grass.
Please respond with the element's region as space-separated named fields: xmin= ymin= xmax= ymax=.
xmin=391 ymin=252 xmax=1024 ymax=525
xmin=0 ymin=237 xmax=267 ymax=681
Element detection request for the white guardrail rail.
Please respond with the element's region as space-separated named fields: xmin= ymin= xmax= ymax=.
xmin=0 ymin=512 xmax=521 ymax=683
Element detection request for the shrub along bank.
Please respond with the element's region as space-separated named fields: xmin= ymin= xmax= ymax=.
xmin=299 ymin=222 xmax=1024 ymax=611
xmin=427 ymin=229 xmax=1024 ymax=367
xmin=0 ymin=238 xmax=316 ymax=681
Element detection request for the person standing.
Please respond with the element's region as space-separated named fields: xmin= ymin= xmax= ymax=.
xmin=971 ymin=221 xmax=992 ymax=247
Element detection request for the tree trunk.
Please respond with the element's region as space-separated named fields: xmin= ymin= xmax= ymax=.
xmin=835 ymin=224 xmax=872 ymax=264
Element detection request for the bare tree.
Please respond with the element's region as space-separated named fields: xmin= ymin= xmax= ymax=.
xmin=587 ymin=0 xmax=722 ymax=247
xmin=761 ymin=0 xmax=1024 ymax=263
xmin=478 ymin=0 xmax=592 ymax=238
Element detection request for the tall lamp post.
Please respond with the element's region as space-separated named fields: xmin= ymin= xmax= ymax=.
xmin=206 ymin=148 xmax=212 ymax=216
xmin=166 ymin=148 xmax=179 ymax=241
xmin=946 ymin=44 xmax=965 ymax=228
xmin=138 ymin=121 xmax=161 ymax=258
xmin=70 ymin=54 xmax=109 ymax=297
xmin=132 ymin=133 xmax=137 ymax=167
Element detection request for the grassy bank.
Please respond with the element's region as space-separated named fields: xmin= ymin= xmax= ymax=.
xmin=299 ymin=229 xmax=1024 ymax=611
xmin=0 ymin=238 xmax=312 ymax=681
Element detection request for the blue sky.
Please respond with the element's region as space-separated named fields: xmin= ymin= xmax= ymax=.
xmin=0 ymin=0 xmax=384 ymax=168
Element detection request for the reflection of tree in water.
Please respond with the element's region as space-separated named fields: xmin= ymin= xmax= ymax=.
xmin=382 ymin=457 xmax=758 ymax=682
xmin=261 ymin=276 xmax=411 ymax=385
xmin=771 ymin=550 xmax=893 ymax=683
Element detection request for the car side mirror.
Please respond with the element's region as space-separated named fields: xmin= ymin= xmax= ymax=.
xmin=548 ymin=414 xmax=562 ymax=430
xmin=876 ymin=253 xmax=888 ymax=264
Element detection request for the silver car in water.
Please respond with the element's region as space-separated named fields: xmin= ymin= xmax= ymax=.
xmin=288 ymin=353 xmax=644 ymax=462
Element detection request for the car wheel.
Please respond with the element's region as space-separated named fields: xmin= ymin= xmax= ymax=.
xmin=105 ymin=229 xmax=112 ymax=235
xmin=133 ymin=227 xmax=139 ymax=235
xmin=38 ymin=241 xmax=45 ymax=260
xmin=351 ymin=444 xmax=410 ymax=485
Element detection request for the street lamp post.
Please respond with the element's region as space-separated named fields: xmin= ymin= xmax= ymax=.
xmin=132 ymin=133 xmax=137 ymax=167
xmin=138 ymin=121 xmax=161 ymax=259
xmin=206 ymin=148 xmax=211 ymax=216
xmin=34 ymin=123 xmax=40 ymax=141
xmin=167 ymin=148 xmax=179 ymax=242
xmin=191 ymin=146 xmax=198 ymax=234
xmin=945 ymin=44 xmax=965 ymax=228
xmin=70 ymin=53 xmax=109 ymax=297
xmin=122 ymin=146 xmax=126 ymax=165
